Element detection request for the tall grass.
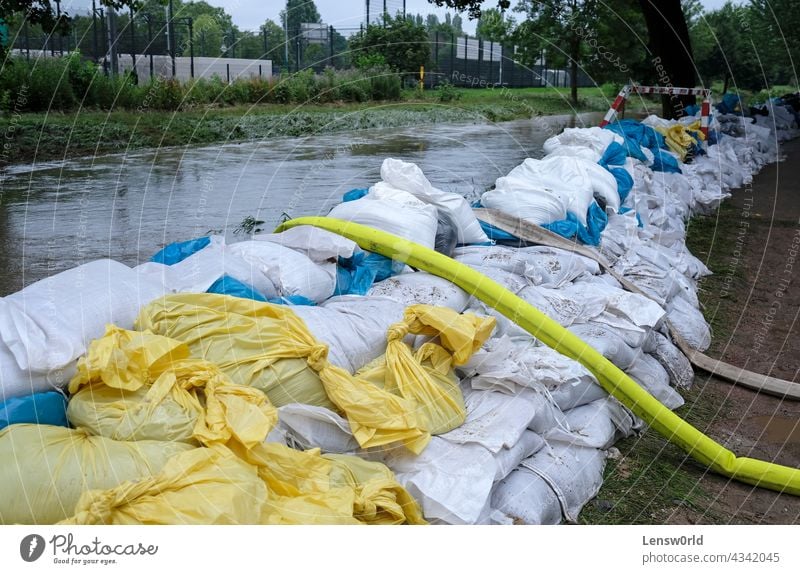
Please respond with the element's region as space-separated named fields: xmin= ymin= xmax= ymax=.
xmin=0 ymin=53 xmax=403 ymax=113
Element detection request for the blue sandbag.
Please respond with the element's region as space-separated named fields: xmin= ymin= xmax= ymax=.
xmin=542 ymin=202 xmax=608 ymax=247
xmin=478 ymin=220 xmax=519 ymax=243
xmin=343 ymin=188 xmax=369 ymax=202
xmin=206 ymin=274 xmax=267 ymax=302
xmin=604 ymin=120 xmax=681 ymax=173
xmin=599 ymin=142 xmax=634 ymax=203
xmin=150 ymin=236 xmax=211 ymax=265
xmin=335 ymin=251 xmax=397 ymax=296
xmin=716 ymin=93 xmax=742 ymax=115
xmin=0 ymin=391 xmax=68 ymax=430
xmin=268 ymin=295 xmax=317 ymax=306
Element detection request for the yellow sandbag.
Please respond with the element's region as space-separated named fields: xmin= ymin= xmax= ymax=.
xmin=0 ymin=424 xmax=193 ymax=524
xmin=137 ymin=294 xmax=335 ymax=409
xmin=656 ymin=121 xmax=705 ymax=161
xmin=239 ymin=443 xmax=426 ymax=525
xmin=62 ymin=445 xmax=267 ymax=525
xmin=67 ymin=326 xmax=277 ymax=451
xmin=136 ymin=294 xmax=494 ymax=453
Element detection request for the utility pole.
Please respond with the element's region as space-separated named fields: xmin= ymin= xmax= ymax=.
xmin=106 ymin=8 xmax=118 ymax=76
xmin=168 ymin=0 xmax=176 ymax=77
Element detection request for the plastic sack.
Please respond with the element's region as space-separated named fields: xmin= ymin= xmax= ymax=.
xmin=491 ymin=444 xmax=606 ymax=524
xmin=0 ymin=391 xmax=67 ymax=430
xmin=244 ymin=442 xmax=426 ymax=525
xmin=252 ymin=225 xmax=357 ymax=263
xmin=0 ymin=259 xmax=166 ymax=393
xmin=227 ymin=240 xmax=336 ymax=303
xmin=368 ymin=272 xmax=471 ymax=312
xmin=63 ymin=445 xmax=267 ymax=525
xmin=335 ymin=252 xmax=397 ymax=296
xmin=150 ymin=236 xmax=211 ymax=265
xmin=137 ymin=294 xmax=494 ymax=453
xmin=0 ymin=424 xmax=193 ymax=524
xmin=327 ymin=185 xmax=439 ymax=249
xmin=207 ymin=274 xmax=268 ymax=301
xmin=67 ymin=326 xmax=278 ymax=450
xmin=379 ymin=158 xmax=489 ymax=245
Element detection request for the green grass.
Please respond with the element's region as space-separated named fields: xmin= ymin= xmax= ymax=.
xmin=0 ymin=86 xmax=618 ymax=165
xmin=580 ymin=386 xmax=728 ymax=524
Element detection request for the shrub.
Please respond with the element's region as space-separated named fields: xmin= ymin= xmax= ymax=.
xmin=436 ymin=80 xmax=461 ymax=103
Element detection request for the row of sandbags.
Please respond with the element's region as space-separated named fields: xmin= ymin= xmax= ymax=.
xmin=1 ymin=111 xmax=795 ymax=525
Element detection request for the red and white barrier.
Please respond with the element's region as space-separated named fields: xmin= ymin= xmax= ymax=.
xmin=599 ymin=84 xmax=713 ymax=139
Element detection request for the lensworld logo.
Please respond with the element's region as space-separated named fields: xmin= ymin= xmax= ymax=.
xmin=19 ymin=534 xmax=46 ymax=562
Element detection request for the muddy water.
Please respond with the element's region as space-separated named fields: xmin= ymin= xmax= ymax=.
xmin=0 ymin=113 xmax=601 ymax=295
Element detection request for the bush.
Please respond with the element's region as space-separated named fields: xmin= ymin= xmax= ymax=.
xmin=436 ymin=80 xmax=461 ymax=103
xmin=147 ymin=78 xmax=185 ymax=111
xmin=370 ymin=72 xmax=401 ymax=101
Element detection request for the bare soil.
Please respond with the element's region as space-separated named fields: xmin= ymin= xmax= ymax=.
xmin=671 ymin=137 xmax=800 ymax=524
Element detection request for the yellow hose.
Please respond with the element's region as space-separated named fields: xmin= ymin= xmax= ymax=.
xmin=277 ymin=216 xmax=800 ymax=496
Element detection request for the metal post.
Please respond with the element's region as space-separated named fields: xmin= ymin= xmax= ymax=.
xmin=188 ymin=18 xmax=194 ymax=78
xmin=106 ymin=8 xmax=118 ymax=76
xmin=284 ymin=13 xmax=289 ymax=67
xmin=130 ymin=7 xmax=136 ymax=67
xmin=168 ymin=0 xmax=175 ymax=77
xmin=296 ymin=36 xmax=300 ymax=72
xmin=262 ymin=27 xmax=267 ymax=58
xmin=366 ymin=0 xmax=370 ymax=27
xmin=259 ymin=64 xmax=262 ymax=78
xmin=146 ymin=16 xmax=153 ymax=79
xmin=226 ymin=63 xmax=230 ymax=83
xmin=329 ymin=25 xmax=334 ymax=65
xmin=403 ymin=0 xmax=407 ymax=18
xmin=450 ymin=33 xmax=455 ymax=84
xmin=383 ymin=0 xmax=387 ymax=25
xmin=24 ymin=20 xmax=30 ymax=60
xmin=463 ymin=35 xmax=467 ymax=81
xmin=56 ymin=0 xmax=61 ymax=55
xmin=92 ymin=0 xmax=98 ymax=60
xmin=488 ymin=41 xmax=493 ymax=85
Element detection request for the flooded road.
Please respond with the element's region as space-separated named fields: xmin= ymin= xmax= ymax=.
xmin=0 ymin=113 xmax=601 ymax=295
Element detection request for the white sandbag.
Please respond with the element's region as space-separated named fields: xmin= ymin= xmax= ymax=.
xmin=650 ymin=332 xmax=694 ymax=388
xmin=441 ymin=388 xmax=538 ymax=453
xmin=516 ymin=246 xmax=601 ymax=288
xmin=277 ymin=403 xmax=359 ymax=453
xmin=140 ymin=236 xmax=279 ymax=297
xmin=568 ymin=323 xmax=639 ymax=370
xmin=454 ymin=245 xmax=529 ymax=276
xmin=463 ymin=336 xmax=598 ymax=402
xmin=0 ymin=260 xmax=165 ymax=379
xmin=666 ymin=295 xmax=711 ymax=352
xmin=626 ymin=353 xmax=685 ymax=410
xmin=227 ymin=240 xmax=336 ymax=303
xmin=493 ymin=430 xmax=546 ymax=481
xmin=379 ymin=158 xmax=489 ymax=244
xmin=367 ymin=272 xmax=470 ymax=311
xmin=553 ymin=398 xmax=636 ymax=449
xmin=0 ymin=346 xmax=74 ymax=400
xmin=253 ymin=225 xmax=357 ymax=262
xmin=549 ymin=378 xmax=608 ymax=412
xmin=291 ymin=296 xmax=406 ymax=373
xmin=519 ymin=285 xmax=606 ymax=327
xmin=328 ymin=185 xmax=438 ymax=249
xmin=380 ymin=436 xmax=497 ymax=525
xmin=491 ymin=443 xmax=606 ymax=524
xmin=543 ymin=126 xmax=622 ymax=157
xmin=481 ymin=181 xmax=568 ymax=226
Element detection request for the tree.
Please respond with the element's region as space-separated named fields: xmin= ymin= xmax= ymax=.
xmin=476 ymin=8 xmax=514 ymax=44
xmin=349 ymin=14 xmax=430 ymax=76
xmin=430 ymin=0 xmax=700 ymax=117
xmin=261 ymin=19 xmax=287 ymax=67
xmin=514 ymin=1 xmax=599 ymax=106
xmin=193 ymin=13 xmax=223 ymax=56
xmin=750 ymin=0 xmax=800 ymax=87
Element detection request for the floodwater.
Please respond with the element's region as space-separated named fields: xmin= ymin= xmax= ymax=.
xmin=0 ymin=112 xmax=602 ymax=296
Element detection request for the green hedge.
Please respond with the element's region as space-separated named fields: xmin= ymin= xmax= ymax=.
xmin=0 ymin=53 xmax=403 ymax=113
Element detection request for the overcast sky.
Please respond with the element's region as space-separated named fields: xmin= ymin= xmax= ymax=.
xmin=59 ymin=0 xmax=738 ymax=34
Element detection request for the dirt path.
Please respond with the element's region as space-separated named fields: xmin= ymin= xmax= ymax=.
xmin=671 ymin=137 xmax=800 ymax=524
xmin=583 ymin=136 xmax=800 ymax=525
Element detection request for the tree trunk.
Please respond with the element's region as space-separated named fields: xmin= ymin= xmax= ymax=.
xmin=638 ymin=0 xmax=696 ymax=118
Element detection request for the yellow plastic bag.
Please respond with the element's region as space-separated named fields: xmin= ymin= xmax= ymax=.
xmin=238 ymin=443 xmax=426 ymax=525
xmin=136 ymin=294 xmax=494 ymax=453
xmin=0 ymin=424 xmax=193 ymax=524
xmin=62 ymin=445 xmax=267 ymax=525
xmin=656 ymin=121 xmax=705 ymax=161
xmin=67 ymin=326 xmax=277 ymax=451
